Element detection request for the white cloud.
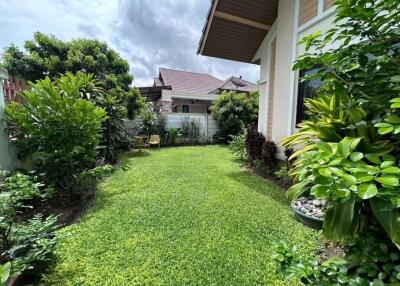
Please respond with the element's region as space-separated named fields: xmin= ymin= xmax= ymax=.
xmin=0 ymin=0 xmax=259 ymax=87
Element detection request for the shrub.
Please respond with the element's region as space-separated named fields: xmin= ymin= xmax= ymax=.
xmin=245 ymin=125 xmax=265 ymax=161
xmin=96 ymin=93 xmax=131 ymax=163
xmin=137 ymin=107 xmax=157 ymax=136
xmin=211 ymin=91 xmax=259 ymax=142
xmin=60 ymin=72 xmax=136 ymax=163
xmin=155 ymin=113 xmax=168 ymax=144
xmin=283 ymin=0 xmax=400 ymax=248
xmin=262 ymin=140 xmax=278 ymax=170
xmin=229 ymin=130 xmax=249 ymax=162
xmin=181 ymin=118 xmax=201 ymax=144
xmin=5 ymin=74 xmax=106 ymax=191
xmin=2 ymin=33 xmax=146 ymax=163
xmin=166 ymin=128 xmax=181 ymax=145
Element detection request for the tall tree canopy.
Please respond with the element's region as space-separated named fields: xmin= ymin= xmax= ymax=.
xmin=2 ymin=32 xmax=132 ymax=91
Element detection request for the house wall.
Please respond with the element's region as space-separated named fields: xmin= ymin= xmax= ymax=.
xmin=172 ymin=99 xmax=211 ymax=114
xmin=254 ymin=0 xmax=337 ymax=146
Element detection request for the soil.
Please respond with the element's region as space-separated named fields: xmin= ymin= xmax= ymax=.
xmin=245 ymin=164 xmax=293 ymax=189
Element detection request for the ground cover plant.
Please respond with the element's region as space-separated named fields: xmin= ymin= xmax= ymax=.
xmin=44 ymin=146 xmax=320 ymax=285
xmin=0 ymin=171 xmax=61 ymax=281
xmin=281 ymin=0 xmax=400 ymax=284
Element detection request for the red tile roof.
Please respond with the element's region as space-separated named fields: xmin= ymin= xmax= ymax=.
xmin=154 ymin=68 xmax=257 ymax=94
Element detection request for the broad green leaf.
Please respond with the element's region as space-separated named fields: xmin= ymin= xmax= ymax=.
xmin=365 ymin=154 xmax=381 ymax=164
xmin=319 ymin=167 xmax=332 ymax=177
xmin=375 ymin=176 xmax=399 ymax=186
xmin=328 ymin=158 xmax=342 ymax=166
xmin=380 ymin=161 xmax=394 ymax=168
xmin=0 ymin=262 xmax=10 ymax=285
xmin=287 ymin=180 xmax=311 ymax=201
xmin=311 ymin=184 xmax=330 ymax=199
xmin=391 ymin=103 xmax=400 ymax=109
xmin=384 ymin=115 xmax=400 ymax=124
xmin=337 ymin=143 xmax=350 ymax=158
xmin=391 ymin=75 xmax=400 ymax=83
xmin=342 ymin=174 xmax=357 ymax=185
xmin=375 ymin=122 xmax=393 ymax=128
xmin=378 ymin=127 xmax=394 ymax=135
xmin=357 ymin=183 xmax=378 ymax=199
xmin=314 ymin=176 xmax=331 ymax=185
xmin=370 ymin=198 xmax=400 ymax=246
xmin=357 ymin=175 xmax=374 ymax=183
xmin=315 ymin=142 xmax=332 ymax=153
xmin=382 ymin=166 xmax=400 ymax=174
xmin=323 ymin=198 xmax=359 ymax=242
xmin=340 ymin=137 xmax=361 ymax=151
xmin=349 ymin=152 xmax=363 ymax=162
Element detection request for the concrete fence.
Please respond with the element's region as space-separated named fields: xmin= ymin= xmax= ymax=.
xmin=126 ymin=113 xmax=219 ymax=142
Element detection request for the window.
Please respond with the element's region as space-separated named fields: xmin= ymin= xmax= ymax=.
xmin=182 ymin=105 xmax=189 ymax=113
xmin=296 ymin=67 xmax=323 ymax=124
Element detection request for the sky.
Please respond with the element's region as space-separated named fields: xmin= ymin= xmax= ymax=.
xmin=0 ymin=0 xmax=260 ymax=87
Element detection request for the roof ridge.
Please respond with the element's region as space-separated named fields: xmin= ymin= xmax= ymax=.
xmin=226 ymin=76 xmax=256 ymax=86
xmin=159 ymin=67 xmax=222 ymax=81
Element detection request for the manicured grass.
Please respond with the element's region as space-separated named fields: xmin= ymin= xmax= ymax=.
xmin=45 ymin=146 xmax=319 ymax=285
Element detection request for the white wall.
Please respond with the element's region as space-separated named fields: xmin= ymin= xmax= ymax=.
xmin=165 ymin=113 xmax=218 ymax=142
xmin=255 ymin=0 xmax=337 ymax=144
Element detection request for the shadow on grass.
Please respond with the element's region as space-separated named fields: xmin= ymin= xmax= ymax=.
xmin=226 ymin=170 xmax=289 ymax=206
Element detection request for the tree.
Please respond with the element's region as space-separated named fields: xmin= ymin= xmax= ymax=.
xmin=1 ymin=32 xmax=146 ymax=162
xmin=211 ymin=91 xmax=259 ymax=142
xmin=283 ymin=0 xmax=400 ymax=248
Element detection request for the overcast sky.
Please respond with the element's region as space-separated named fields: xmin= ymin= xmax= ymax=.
xmin=0 ymin=0 xmax=259 ymax=87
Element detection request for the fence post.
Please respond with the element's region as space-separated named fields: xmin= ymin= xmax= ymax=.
xmin=205 ymin=113 xmax=209 ymax=140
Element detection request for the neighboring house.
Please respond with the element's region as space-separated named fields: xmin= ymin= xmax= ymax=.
xmin=198 ymin=0 xmax=336 ymax=143
xmin=139 ymin=68 xmax=257 ymax=114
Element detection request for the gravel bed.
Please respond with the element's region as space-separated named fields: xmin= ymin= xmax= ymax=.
xmin=293 ymin=197 xmax=325 ymax=219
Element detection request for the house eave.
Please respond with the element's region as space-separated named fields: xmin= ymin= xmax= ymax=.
xmin=197 ymin=0 xmax=279 ymax=64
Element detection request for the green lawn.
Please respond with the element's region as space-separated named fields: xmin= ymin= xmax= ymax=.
xmin=45 ymin=146 xmax=319 ymax=285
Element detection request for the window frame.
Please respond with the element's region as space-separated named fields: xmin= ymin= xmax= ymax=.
xmin=182 ymin=104 xmax=190 ymax=113
xmin=296 ymin=67 xmax=323 ymax=125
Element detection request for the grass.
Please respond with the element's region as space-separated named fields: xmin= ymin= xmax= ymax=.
xmin=45 ymin=146 xmax=320 ymax=285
